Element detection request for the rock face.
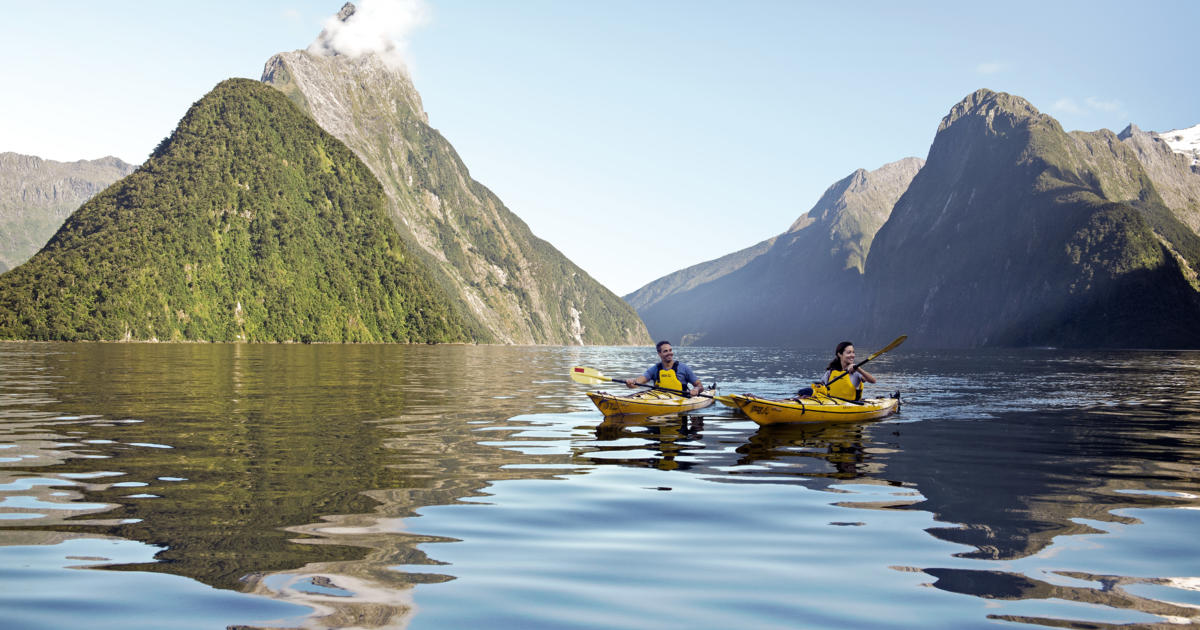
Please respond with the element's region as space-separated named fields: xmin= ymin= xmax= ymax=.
xmin=0 ymin=153 xmax=136 ymax=272
xmin=863 ymin=89 xmax=1200 ymax=348
xmin=1155 ymin=123 xmax=1200 ymax=167
xmin=0 ymin=79 xmax=472 ymax=343
xmin=260 ymin=4 xmax=649 ymax=345
xmin=1118 ymin=124 xmax=1200 ymax=234
xmin=625 ymin=157 xmax=923 ymax=346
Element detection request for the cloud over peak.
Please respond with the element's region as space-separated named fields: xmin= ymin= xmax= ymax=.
xmin=308 ymin=0 xmax=430 ymax=72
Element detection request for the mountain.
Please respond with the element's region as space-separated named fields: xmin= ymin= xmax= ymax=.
xmin=0 ymin=79 xmax=471 ymax=343
xmin=625 ymin=236 xmax=779 ymax=314
xmin=0 ymin=153 xmax=136 ymax=272
xmin=625 ymin=157 xmax=923 ymax=346
xmin=1119 ymin=124 xmax=1200 ymax=234
xmin=863 ymin=89 xmax=1200 ymax=348
xmin=1156 ymin=123 xmax=1200 ymax=167
xmin=260 ymin=3 xmax=649 ymax=345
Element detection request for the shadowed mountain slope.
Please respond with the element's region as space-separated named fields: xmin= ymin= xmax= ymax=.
xmin=625 ymin=158 xmax=923 ymax=346
xmin=863 ymin=89 xmax=1200 ymax=348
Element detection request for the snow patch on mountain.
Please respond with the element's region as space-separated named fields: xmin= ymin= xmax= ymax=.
xmin=1155 ymin=123 xmax=1200 ymax=166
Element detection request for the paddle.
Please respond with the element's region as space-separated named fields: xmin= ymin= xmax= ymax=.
xmin=821 ymin=335 xmax=907 ymax=397
xmin=570 ymin=365 xmax=735 ymax=405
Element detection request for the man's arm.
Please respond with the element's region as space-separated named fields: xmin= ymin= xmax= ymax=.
xmin=624 ymin=375 xmax=650 ymax=388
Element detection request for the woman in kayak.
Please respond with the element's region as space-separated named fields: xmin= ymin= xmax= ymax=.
xmin=796 ymin=341 xmax=876 ymax=400
xmin=624 ymin=340 xmax=705 ymax=397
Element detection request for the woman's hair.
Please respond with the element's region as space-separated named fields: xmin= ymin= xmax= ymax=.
xmin=825 ymin=341 xmax=854 ymax=371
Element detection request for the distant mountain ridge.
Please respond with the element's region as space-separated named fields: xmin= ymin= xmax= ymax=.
xmin=0 ymin=153 xmax=135 ymax=272
xmin=0 ymin=79 xmax=471 ymax=342
xmin=260 ymin=3 xmax=649 ymax=345
xmin=625 ymin=157 xmax=923 ymax=346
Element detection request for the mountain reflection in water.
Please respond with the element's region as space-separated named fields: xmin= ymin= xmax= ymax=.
xmin=0 ymin=343 xmax=1198 ymax=629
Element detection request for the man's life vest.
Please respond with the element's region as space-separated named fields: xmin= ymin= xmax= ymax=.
xmin=654 ymin=362 xmax=685 ymax=391
xmin=826 ymin=370 xmax=862 ymax=401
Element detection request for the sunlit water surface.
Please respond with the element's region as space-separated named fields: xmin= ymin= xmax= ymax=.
xmin=1 ymin=343 xmax=1198 ymax=629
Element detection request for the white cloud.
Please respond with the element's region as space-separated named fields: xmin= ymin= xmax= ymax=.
xmin=975 ymin=62 xmax=1005 ymax=75
xmin=308 ymin=0 xmax=431 ymax=72
xmin=1051 ymin=96 xmax=1124 ymax=118
xmin=1084 ymin=96 xmax=1122 ymax=112
xmin=1052 ymin=98 xmax=1083 ymax=115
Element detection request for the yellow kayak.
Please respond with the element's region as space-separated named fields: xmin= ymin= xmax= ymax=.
xmin=586 ymin=389 xmax=715 ymax=417
xmin=728 ymin=393 xmax=899 ymax=425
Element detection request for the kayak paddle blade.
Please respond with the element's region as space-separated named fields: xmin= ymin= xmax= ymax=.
xmin=570 ymin=366 xmax=613 ymax=385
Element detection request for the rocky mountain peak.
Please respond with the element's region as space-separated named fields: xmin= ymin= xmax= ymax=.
xmin=789 ymin=157 xmax=923 ymax=233
xmin=1117 ymin=123 xmax=1142 ymax=141
xmin=938 ymin=88 xmax=1045 ymax=134
xmin=263 ymin=50 xmax=428 ymax=129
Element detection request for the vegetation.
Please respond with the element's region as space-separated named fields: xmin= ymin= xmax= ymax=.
xmin=0 ymin=79 xmax=472 ymax=343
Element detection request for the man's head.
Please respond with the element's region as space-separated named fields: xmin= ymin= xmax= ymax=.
xmin=656 ymin=341 xmax=674 ymax=363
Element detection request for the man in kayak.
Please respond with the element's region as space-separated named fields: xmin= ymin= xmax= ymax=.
xmin=624 ymin=341 xmax=705 ymax=397
xmin=796 ymin=340 xmax=877 ymax=401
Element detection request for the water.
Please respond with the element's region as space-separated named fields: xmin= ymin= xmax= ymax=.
xmin=1 ymin=342 xmax=1198 ymax=629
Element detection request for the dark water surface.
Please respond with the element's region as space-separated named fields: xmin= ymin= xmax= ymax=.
xmin=1 ymin=343 xmax=1198 ymax=629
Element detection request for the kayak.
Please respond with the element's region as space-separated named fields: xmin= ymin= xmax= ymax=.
xmin=728 ymin=393 xmax=900 ymax=425
xmin=586 ymin=389 xmax=715 ymax=417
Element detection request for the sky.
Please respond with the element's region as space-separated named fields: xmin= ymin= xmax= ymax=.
xmin=2 ymin=1 xmax=1197 ymax=296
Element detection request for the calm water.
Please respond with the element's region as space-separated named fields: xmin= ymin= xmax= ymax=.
xmin=1 ymin=343 xmax=1198 ymax=629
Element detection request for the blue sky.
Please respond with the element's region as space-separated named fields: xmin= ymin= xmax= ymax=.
xmin=2 ymin=1 xmax=1196 ymax=296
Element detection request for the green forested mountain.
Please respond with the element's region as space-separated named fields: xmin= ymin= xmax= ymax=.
xmin=624 ymin=158 xmax=923 ymax=346
xmin=0 ymin=79 xmax=471 ymax=343
xmin=0 ymin=153 xmax=136 ymax=272
xmin=260 ymin=3 xmax=650 ymax=345
xmin=863 ymin=89 xmax=1200 ymax=348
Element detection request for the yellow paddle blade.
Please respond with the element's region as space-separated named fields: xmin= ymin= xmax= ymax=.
xmin=570 ymin=366 xmax=612 ymax=385
xmin=867 ymin=335 xmax=907 ymax=361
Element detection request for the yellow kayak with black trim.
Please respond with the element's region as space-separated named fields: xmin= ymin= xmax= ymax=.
xmin=586 ymin=389 xmax=715 ymax=417
xmin=729 ymin=393 xmax=899 ymax=425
